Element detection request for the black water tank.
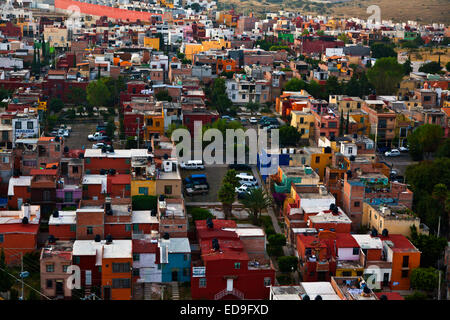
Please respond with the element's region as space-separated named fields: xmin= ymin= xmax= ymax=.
xmin=53 ymin=211 xmax=59 ymax=218
xmin=22 ymin=217 xmax=28 ymax=224
xmin=303 ymin=294 xmax=310 ymax=301
xmin=64 ymin=146 xmax=69 ymax=153
xmin=100 ymin=169 xmax=107 ymax=175
xmin=78 ymin=153 xmax=84 ymax=159
xmin=371 ymin=228 xmax=378 ymax=237
xmin=315 ymin=295 xmax=322 ymax=300
xmin=159 ymin=195 xmax=165 ymax=201
xmin=379 ymin=294 xmax=388 ymax=300
xmin=163 ymin=232 xmax=170 ymax=240
xmin=106 ymin=234 xmax=113 ymax=243
xmin=382 ymin=229 xmax=389 ymax=237
xmin=48 ymin=235 xmax=55 ymax=243
xmin=206 ymin=217 xmax=213 ymax=229
xmin=163 ymin=153 xmax=169 ymax=160
xmin=94 ymin=234 xmax=101 ymax=242
xmin=349 ymin=155 xmax=355 ymax=161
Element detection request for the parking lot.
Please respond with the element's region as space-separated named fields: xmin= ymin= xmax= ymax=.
xmin=378 ymin=152 xmax=418 ymax=177
xmin=62 ymin=122 xmax=98 ymax=150
xmin=180 ymin=165 xmax=255 ymax=203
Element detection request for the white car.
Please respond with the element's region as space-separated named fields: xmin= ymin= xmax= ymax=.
xmin=235 ymin=185 xmax=250 ymax=193
xmin=385 ymin=149 xmax=401 ymax=157
xmin=88 ymin=132 xmax=108 ymax=141
xmin=92 ymin=142 xmax=110 ymax=149
xmin=249 ymin=117 xmax=258 ymax=124
xmin=399 ymin=146 xmax=409 ymax=153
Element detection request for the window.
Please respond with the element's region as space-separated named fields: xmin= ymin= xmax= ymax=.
xmin=183 ymin=268 xmax=190 ymax=277
xmin=55 ymin=144 xmax=60 ymax=152
xmin=15 ymin=121 xmax=22 ymax=129
xmin=184 ymin=254 xmax=189 ymax=261
xmin=402 ymin=256 xmax=409 ymax=268
xmin=133 ymin=254 xmax=140 ymax=261
xmin=125 ymin=224 xmax=132 ymax=232
xmin=199 ymin=278 xmax=206 ymax=288
xmin=234 ymin=262 xmax=241 ymax=269
xmin=164 ymin=185 xmax=172 ymax=194
xmin=46 ymin=264 xmax=55 ymax=272
xmin=72 ymin=166 xmax=79 ymax=174
xmin=112 ymin=262 xmax=130 ymax=273
xmin=354 ymin=201 xmax=360 ymax=207
xmin=132 ymin=268 xmax=139 ymax=276
xmin=62 ymin=265 xmax=69 ymax=273
xmin=74 ymin=256 xmax=80 ymax=264
xmin=27 ymin=121 xmax=34 ymax=129
xmin=43 ymin=191 xmax=51 ymax=201
xmin=356 ymin=271 xmax=363 ymax=276
xmin=353 ymin=248 xmax=359 ymax=255
xmin=139 ymin=187 xmax=148 ymax=195
xmin=46 ymin=279 xmax=53 ymax=288
xmin=348 ymin=147 xmax=353 ymax=154
xmin=125 ymin=184 xmax=131 ymax=191
xmin=264 ymin=277 xmax=271 ymax=286
xmin=112 ymin=278 xmax=131 ymax=289
xmin=70 ymin=224 xmax=76 ymax=232
xmin=64 ymin=192 xmax=73 ymax=203
xmin=87 ymin=226 xmax=93 ymax=235
xmin=315 ymin=156 xmax=320 ymax=163
xmin=342 ymin=271 xmax=351 ymax=276
xmin=0 ymin=234 xmax=3 ymax=243
xmin=401 ymin=270 xmax=409 ymax=278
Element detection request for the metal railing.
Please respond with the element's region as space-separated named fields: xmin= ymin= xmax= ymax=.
xmin=214 ymin=288 xmax=244 ymax=300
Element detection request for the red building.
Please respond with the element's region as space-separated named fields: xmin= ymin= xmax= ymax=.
xmin=7 ymin=176 xmax=32 ymax=209
xmin=191 ymin=219 xmax=275 ymax=300
xmin=107 ymin=174 xmax=131 ymax=198
xmin=182 ymin=109 xmax=219 ymax=135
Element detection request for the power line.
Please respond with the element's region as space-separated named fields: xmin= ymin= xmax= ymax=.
xmin=0 ymin=265 xmax=52 ymax=300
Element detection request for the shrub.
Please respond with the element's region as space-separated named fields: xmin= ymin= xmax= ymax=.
xmin=277 ymin=274 xmax=292 ymax=285
xmin=267 ymin=245 xmax=283 ymax=257
xmin=188 ymin=207 xmax=215 ymax=221
xmin=277 ymin=256 xmax=298 ymax=273
xmin=268 ymin=233 xmax=286 ymax=247
xmin=132 ymin=195 xmax=157 ymax=211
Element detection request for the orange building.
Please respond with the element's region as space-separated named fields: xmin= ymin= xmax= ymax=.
xmin=216 ymin=58 xmax=237 ymax=74
xmin=379 ymin=234 xmax=421 ymax=290
xmin=100 ymin=239 xmax=133 ymax=300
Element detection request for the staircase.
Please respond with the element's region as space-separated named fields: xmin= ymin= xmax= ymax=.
xmin=214 ymin=288 xmax=244 ymax=300
xmin=143 ymin=283 xmax=152 ymax=300
xmin=171 ymin=282 xmax=180 ymax=300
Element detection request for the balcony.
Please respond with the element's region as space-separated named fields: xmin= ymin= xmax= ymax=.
xmin=316 ymin=260 xmax=330 ymax=272
xmin=214 ymin=288 xmax=244 ymax=300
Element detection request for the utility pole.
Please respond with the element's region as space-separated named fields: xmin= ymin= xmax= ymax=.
xmin=137 ymin=117 xmax=140 ymax=149
xmin=20 ymin=253 xmax=23 ymax=300
xmin=437 ymin=216 xmax=441 ymax=238
xmin=437 ymin=270 xmax=441 ymax=300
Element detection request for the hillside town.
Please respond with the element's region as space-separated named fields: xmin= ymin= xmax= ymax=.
xmin=0 ymin=0 xmax=449 ymax=302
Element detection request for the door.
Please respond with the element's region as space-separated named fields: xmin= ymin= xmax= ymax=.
xmin=226 ymin=279 xmax=233 ymax=292
xmin=171 ymin=270 xmax=178 ymax=282
xmin=17 ymin=198 xmax=23 ymax=209
xmin=55 ymin=280 xmax=64 ymax=296
xmin=103 ymin=286 xmax=111 ymax=300
xmin=383 ymin=273 xmax=390 ymax=287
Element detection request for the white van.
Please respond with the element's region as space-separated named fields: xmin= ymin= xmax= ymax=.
xmin=180 ymin=160 xmax=205 ymax=170
xmin=236 ymin=173 xmax=257 ymax=186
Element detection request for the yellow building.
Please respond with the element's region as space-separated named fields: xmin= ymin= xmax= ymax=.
xmin=217 ymin=12 xmax=239 ymax=27
xmin=38 ymin=99 xmax=47 ymax=112
xmin=143 ymin=37 xmax=160 ymax=50
xmin=131 ymin=179 xmax=156 ymax=197
xmin=290 ymin=110 xmax=315 ymax=140
xmin=304 ymin=147 xmax=333 ymax=181
xmin=333 ymin=96 xmax=364 ymax=113
xmin=335 ymin=262 xmax=364 ymax=278
xmin=362 ymin=203 xmax=429 ymax=237
xmin=349 ymin=112 xmax=370 ymax=136
xmin=43 ymin=26 xmax=70 ymax=48
xmin=143 ymin=110 xmax=165 ymax=141
xmin=183 ymin=39 xmax=228 ymax=60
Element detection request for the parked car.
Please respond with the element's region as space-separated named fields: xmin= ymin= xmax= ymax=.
xmin=180 ymin=160 xmax=205 ymax=170
xmin=92 ymin=142 xmax=112 ymax=150
xmin=385 ymin=149 xmax=401 ymax=157
xmin=88 ymin=132 xmax=108 ymax=141
xmin=249 ymin=117 xmax=258 ymax=124
xmin=399 ymin=146 xmax=409 ymax=153
xmin=185 ymin=184 xmax=209 ymax=196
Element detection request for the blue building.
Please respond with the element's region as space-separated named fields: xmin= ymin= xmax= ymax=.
xmin=159 ymin=237 xmax=191 ymax=283
xmin=257 ymin=147 xmax=290 ymax=183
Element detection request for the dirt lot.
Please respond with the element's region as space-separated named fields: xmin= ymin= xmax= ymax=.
xmin=63 ymin=122 xmax=122 ymax=151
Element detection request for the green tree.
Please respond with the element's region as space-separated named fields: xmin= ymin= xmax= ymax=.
xmin=166 ymin=123 xmax=188 ymax=138
xmin=268 ymin=233 xmax=286 ymax=247
xmin=436 ymin=138 xmax=450 ymax=158
xmin=284 ymin=78 xmax=306 ymax=92
xmin=87 ymin=79 xmax=110 ymax=107
xmin=325 ymin=76 xmax=341 ymax=95
xmin=218 ymin=183 xmax=235 ymax=220
xmin=279 ymin=125 xmax=302 ymax=147
xmin=245 ymin=102 xmax=260 ymax=115
xmin=132 ymin=195 xmax=157 ymax=211
xmin=155 ymin=89 xmax=172 ymax=102
xmin=208 ymin=78 xmax=232 ymax=114
xmin=187 ymin=207 xmax=214 ymax=221
xmin=410 ymin=267 xmax=440 ymax=292
xmin=403 ymin=59 xmax=413 ymax=75
xmin=409 ymin=225 xmax=448 ymax=267
xmin=66 ymin=87 xmax=87 ymax=105
xmin=239 ymin=188 xmax=272 ymax=224
xmin=345 ymin=110 xmax=349 ymax=134
xmin=419 ymin=61 xmax=442 ymax=74
xmin=277 ymin=256 xmax=298 ymax=272
xmin=105 ymin=119 xmax=116 ymax=139
xmin=223 ymin=169 xmax=240 ymax=189
xmin=48 ymin=98 xmax=64 ymax=113
xmin=337 ymin=33 xmax=349 ymax=44
xmin=446 ymin=61 xmax=450 ymax=71
xmin=408 ymin=124 xmax=444 ymax=160
xmin=339 ymin=110 xmax=344 ymax=136
xmin=370 ymin=43 xmax=397 ymax=59
xmin=0 ymin=248 xmax=14 ymax=293
xmin=367 ymin=57 xmax=404 ymax=95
